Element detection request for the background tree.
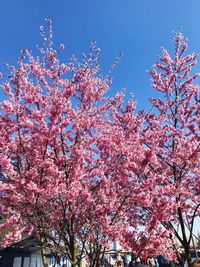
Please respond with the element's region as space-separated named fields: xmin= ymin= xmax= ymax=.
xmin=136 ymin=32 xmax=200 ymax=266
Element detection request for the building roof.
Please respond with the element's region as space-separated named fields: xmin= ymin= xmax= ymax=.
xmin=0 ymin=236 xmax=39 ymax=253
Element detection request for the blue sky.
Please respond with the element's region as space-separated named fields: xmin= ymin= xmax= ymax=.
xmin=0 ymin=0 xmax=200 ymax=110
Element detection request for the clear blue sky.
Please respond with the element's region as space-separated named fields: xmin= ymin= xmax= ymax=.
xmin=0 ymin=0 xmax=200 ymax=109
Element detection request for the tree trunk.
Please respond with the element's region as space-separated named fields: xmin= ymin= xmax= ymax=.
xmin=177 ymin=208 xmax=191 ymax=267
xmin=41 ymin=245 xmax=49 ymax=267
xmin=70 ymin=235 xmax=77 ymax=267
xmin=184 ymin=242 xmax=191 ymax=267
xmin=187 ymin=218 xmax=198 ymax=261
xmin=39 ymin=227 xmax=49 ymax=267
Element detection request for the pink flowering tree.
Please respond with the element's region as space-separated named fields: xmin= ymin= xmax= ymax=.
xmin=0 ymin=19 xmax=133 ymax=267
xmin=136 ymin=32 xmax=200 ymax=266
xmin=101 ymin=32 xmax=200 ymax=264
